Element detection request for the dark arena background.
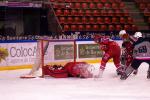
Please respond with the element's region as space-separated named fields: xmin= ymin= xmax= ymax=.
xmin=0 ymin=0 xmax=49 ymax=36
xmin=0 ymin=0 xmax=150 ymax=38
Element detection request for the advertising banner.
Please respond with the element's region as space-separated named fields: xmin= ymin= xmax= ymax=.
xmin=0 ymin=42 xmax=37 ymax=67
xmin=54 ymin=44 xmax=74 ymax=60
xmin=78 ymin=44 xmax=103 ymax=58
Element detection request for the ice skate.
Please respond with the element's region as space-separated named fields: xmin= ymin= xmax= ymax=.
xmin=147 ymin=71 xmax=150 ymax=79
xmin=120 ymin=72 xmax=128 ymax=80
xmin=116 ymin=67 xmax=124 ymax=76
xmin=133 ymin=70 xmax=138 ymax=75
xmin=120 ymin=65 xmax=134 ymax=80
xmin=94 ymin=69 xmax=104 ymax=78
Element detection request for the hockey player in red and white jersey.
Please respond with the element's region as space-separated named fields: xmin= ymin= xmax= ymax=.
xmin=21 ymin=61 xmax=95 ymax=79
xmin=42 ymin=62 xmax=95 ymax=78
xmin=120 ymin=31 xmax=150 ymax=80
xmin=93 ymin=35 xmax=124 ymax=78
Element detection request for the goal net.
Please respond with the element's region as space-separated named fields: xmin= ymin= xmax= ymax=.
xmin=40 ymin=39 xmax=76 ymax=66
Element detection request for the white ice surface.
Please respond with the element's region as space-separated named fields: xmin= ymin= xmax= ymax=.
xmin=0 ymin=63 xmax=150 ymax=100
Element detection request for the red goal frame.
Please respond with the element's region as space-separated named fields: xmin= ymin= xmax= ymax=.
xmin=39 ymin=39 xmax=77 ymax=77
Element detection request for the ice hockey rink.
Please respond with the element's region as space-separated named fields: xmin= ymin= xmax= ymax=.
xmin=0 ymin=62 xmax=150 ymax=100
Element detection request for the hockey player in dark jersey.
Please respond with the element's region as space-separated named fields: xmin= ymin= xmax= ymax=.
xmin=120 ymin=32 xmax=150 ymax=80
xmin=119 ymin=30 xmax=138 ymax=75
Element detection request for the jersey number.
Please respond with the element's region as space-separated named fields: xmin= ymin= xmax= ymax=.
xmin=138 ymin=46 xmax=147 ymax=53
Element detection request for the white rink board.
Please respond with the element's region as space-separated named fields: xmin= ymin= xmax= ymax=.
xmin=0 ymin=40 xmax=122 ymax=69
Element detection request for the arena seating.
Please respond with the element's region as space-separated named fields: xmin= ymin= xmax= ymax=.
xmin=134 ymin=0 xmax=150 ymax=28
xmin=49 ymin=0 xmax=138 ymax=31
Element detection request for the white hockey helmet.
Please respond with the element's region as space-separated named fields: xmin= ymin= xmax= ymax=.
xmin=119 ymin=30 xmax=126 ymax=36
xmin=134 ymin=32 xmax=142 ymax=38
